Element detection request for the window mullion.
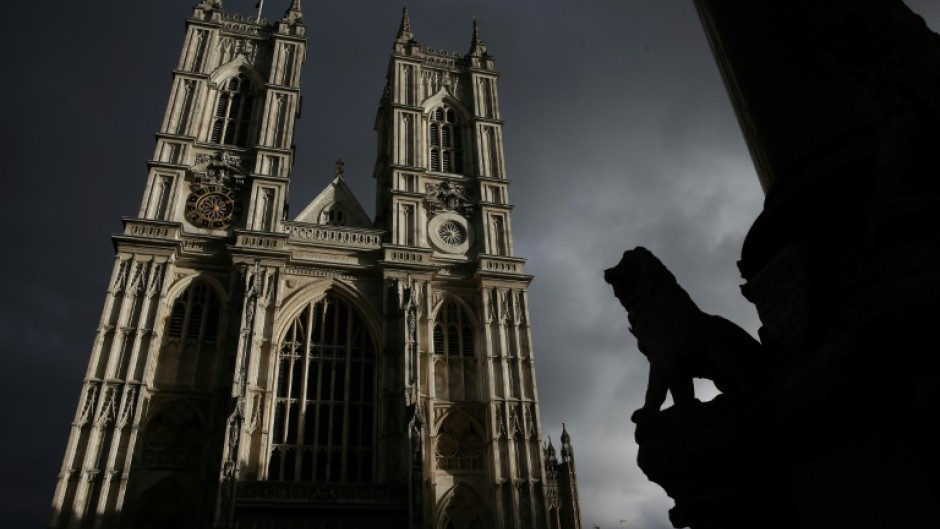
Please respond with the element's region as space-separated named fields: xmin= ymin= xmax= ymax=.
xmin=269 ymin=295 xmax=377 ymax=483
xmin=223 ymin=94 xmax=234 ymax=142
xmin=324 ymin=300 xmax=339 ymax=480
xmin=311 ymin=300 xmax=325 ymax=477
xmin=298 ymin=304 xmax=314 ymax=462
xmin=341 ymin=302 xmax=355 ymax=481
xmin=285 ymin=334 xmax=297 ymax=477
xmin=319 ymin=299 xmax=332 ymax=477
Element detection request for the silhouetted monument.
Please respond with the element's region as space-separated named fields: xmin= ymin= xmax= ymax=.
xmin=608 ymin=1 xmax=940 ymax=527
xmin=604 ymin=248 xmax=766 ymax=422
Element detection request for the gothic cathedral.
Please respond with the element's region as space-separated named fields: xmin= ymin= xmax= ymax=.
xmin=49 ymin=2 xmax=581 ymax=528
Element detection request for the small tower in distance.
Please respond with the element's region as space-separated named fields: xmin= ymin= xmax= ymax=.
xmin=558 ymin=425 xmax=584 ymax=529
xmin=544 ymin=426 xmax=584 ymax=529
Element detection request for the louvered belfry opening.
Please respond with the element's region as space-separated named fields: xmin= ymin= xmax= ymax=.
xmin=429 ymin=106 xmax=464 ymax=174
xmin=268 ymin=295 xmax=377 ymax=483
xmin=155 ymin=282 xmax=223 ymax=390
xmin=210 ymin=73 xmax=255 ymax=148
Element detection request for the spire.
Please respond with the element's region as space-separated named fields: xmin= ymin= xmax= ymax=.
xmin=545 ymin=437 xmax=559 ymax=472
xmin=193 ymin=1 xmax=223 ymax=23
xmin=468 ymin=17 xmax=488 ymax=56
xmin=199 ymin=0 xmax=222 ymax=11
xmin=282 ymin=0 xmax=304 ymax=24
xmin=560 ymin=423 xmax=573 ymax=461
xmin=396 ymin=4 xmax=415 ymax=44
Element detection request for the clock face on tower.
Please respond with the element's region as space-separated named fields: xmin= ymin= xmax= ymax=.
xmin=428 ymin=212 xmax=473 ymax=254
xmin=185 ymin=185 xmax=238 ymax=229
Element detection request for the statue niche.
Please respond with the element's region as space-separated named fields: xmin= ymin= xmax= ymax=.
xmin=604 ymin=247 xmax=767 ymax=422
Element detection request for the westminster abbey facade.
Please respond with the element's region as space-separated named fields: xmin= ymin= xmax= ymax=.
xmin=48 ymin=2 xmax=582 ymax=528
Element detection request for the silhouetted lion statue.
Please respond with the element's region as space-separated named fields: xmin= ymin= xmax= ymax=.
xmin=604 ymin=247 xmax=766 ymax=423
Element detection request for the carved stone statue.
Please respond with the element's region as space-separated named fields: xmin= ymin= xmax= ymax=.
xmin=604 ymin=247 xmax=766 ymax=422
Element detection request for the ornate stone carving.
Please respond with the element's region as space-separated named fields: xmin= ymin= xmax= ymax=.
xmin=146 ymin=262 xmax=165 ymax=298
xmin=77 ymin=383 xmax=99 ymax=427
xmin=509 ymin=405 xmax=522 ymax=437
xmin=495 ymin=404 xmax=507 ymax=437
xmin=515 ymin=291 xmax=527 ymax=326
xmin=141 ymin=398 xmax=205 ymax=470
xmin=425 ymin=181 xmax=472 ymax=217
xmin=604 ymin=247 xmax=767 ymax=422
xmin=219 ymin=12 xmax=274 ymax=37
xmin=248 ymin=393 xmax=263 ymax=435
xmin=95 ymin=384 xmax=119 ymax=428
xmin=435 ymin=411 xmax=484 ymax=472
xmin=525 ymin=404 xmax=537 ymax=438
xmin=218 ymin=35 xmax=262 ymax=61
xmin=128 ymin=261 xmax=146 ymax=294
xmin=112 ymin=259 xmax=131 ymax=293
xmin=260 ymin=269 xmax=277 ymax=308
xmin=117 ymin=385 xmax=138 ymax=430
xmin=498 ymin=290 xmax=510 ymax=323
xmin=492 ymin=290 xmax=502 ymax=324
xmin=193 ymin=152 xmax=247 ymax=184
xmin=398 ymin=276 xmax=423 ymax=403
xmin=287 ymin=225 xmax=382 ymax=249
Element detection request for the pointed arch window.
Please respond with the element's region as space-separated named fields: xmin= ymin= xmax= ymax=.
xmin=269 ymin=294 xmax=376 ymax=483
xmin=210 ymin=73 xmax=255 ymax=147
xmin=155 ymin=282 xmax=223 ymax=390
xmin=439 ymin=486 xmax=487 ymax=528
xmin=433 ymin=300 xmax=477 ymax=401
xmin=429 ymin=106 xmax=464 ymax=174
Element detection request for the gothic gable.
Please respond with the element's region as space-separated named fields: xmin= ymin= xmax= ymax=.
xmin=294 ymin=175 xmax=372 ymax=228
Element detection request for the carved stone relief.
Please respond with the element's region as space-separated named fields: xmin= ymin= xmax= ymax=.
xmin=435 ymin=411 xmax=484 ymax=472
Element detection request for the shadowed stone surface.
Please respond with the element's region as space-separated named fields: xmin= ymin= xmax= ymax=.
xmin=610 ymin=1 xmax=940 ymax=527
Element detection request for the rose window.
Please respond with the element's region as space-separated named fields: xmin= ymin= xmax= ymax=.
xmin=436 ymin=433 xmax=460 ymax=458
xmin=437 ymin=220 xmax=466 ymax=246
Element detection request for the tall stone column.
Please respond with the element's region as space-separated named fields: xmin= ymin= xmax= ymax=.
xmin=626 ymin=2 xmax=940 ymax=528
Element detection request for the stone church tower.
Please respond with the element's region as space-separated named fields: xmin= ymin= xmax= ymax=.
xmin=48 ymin=2 xmax=582 ymax=528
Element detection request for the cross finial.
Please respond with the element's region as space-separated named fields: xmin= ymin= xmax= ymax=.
xmin=335 ymin=158 xmax=345 ymax=178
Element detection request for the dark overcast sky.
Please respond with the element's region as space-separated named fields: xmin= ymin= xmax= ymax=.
xmin=4 ymin=1 xmax=940 ymax=528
